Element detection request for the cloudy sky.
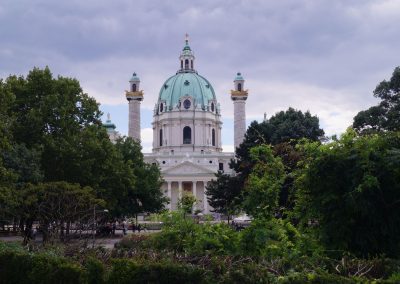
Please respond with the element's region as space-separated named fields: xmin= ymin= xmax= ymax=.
xmin=1 ymin=0 xmax=399 ymax=152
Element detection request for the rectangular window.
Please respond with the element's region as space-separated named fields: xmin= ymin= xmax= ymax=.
xmin=219 ymin=162 xmax=224 ymax=171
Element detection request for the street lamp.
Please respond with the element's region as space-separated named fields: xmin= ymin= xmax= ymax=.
xmin=92 ymin=206 xmax=109 ymax=248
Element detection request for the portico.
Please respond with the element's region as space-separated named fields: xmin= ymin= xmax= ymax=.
xmin=162 ymin=180 xmax=210 ymax=212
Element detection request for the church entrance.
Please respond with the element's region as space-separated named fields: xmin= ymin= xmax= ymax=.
xmin=182 ymin=182 xmax=192 ymax=194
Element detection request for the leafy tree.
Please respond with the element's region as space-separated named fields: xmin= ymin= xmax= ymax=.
xmin=227 ymin=108 xmax=324 ymax=214
xmin=206 ymin=172 xmax=241 ymax=223
xmin=14 ymin=182 xmax=103 ymax=243
xmin=0 ymin=79 xmax=17 ymax=226
xmin=233 ymin=108 xmax=324 ymax=178
xmin=243 ymin=145 xmax=286 ymax=219
xmin=2 ymin=144 xmax=43 ymax=186
xmin=178 ymin=193 xmax=197 ymax=215
xmin=115 ymin=137 xmax=166 ymax=218
xmin=294 ymin=130 xmax=400 ymax=257
xmin=0 ymin=68 xmax=142 ymax=221
xmin=353 ymin=66 xmax=400 ymax=133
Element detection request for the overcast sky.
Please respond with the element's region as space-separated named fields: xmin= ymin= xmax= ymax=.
xmin=1 ymin=0 xmax=399 ymax=152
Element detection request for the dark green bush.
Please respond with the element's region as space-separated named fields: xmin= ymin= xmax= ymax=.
xmin=279 ymin=272 xmax=362 ymax=284
xmin=108 ymin=259 xmax=207 ymax=284
xmin=0 ymin=248 xmax=84 ymax=284
xmin=84 ymin=257 xmax=106 ymax=284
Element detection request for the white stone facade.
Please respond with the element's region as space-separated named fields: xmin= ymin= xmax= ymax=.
xmin=124 ymin=39 xmax=248 ymax=214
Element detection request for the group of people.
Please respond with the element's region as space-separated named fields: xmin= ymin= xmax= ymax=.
xmin=107 ymin=221 xmax=145 ymax=236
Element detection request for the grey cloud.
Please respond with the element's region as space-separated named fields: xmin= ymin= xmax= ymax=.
xmin=1 ymin=0 xmax=399 ymax=137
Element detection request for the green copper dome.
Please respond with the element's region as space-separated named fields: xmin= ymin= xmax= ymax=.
xmin=130 ymin=72 xmax=140 ymax=82
xmin=158 ymin=72 xmax=216 ymax=109
xmin=234 ymin=72 xmax=244 ymax=81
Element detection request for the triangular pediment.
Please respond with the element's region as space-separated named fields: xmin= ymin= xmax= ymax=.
xmin=163 ymin=161 xmax=215 ymax=175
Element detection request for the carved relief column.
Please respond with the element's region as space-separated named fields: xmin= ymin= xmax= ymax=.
xmin=167 ymin=181 xmax=172 ymax=210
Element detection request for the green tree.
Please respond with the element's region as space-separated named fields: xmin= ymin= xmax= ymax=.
xmin=206 ymin=172 xmax=241 ymax=223
xmin=1 ymin=68 xmax=140 ymax=221
xmin=228 ymin=108 xmax=324 ymax=214
xmin=178 ymin=193 xmax=197 ymax=216
xmin=353 ymin=66 xmax=400 ymax=134
xmin=115 ymin=137 xmax=166 ymax=218
xmin=243 ymin=145 xmax=286 ymax=219
xmin=0 ymin=79 xmax=17 ymax=226
xmin=294 ymin=130 xmax=400 ymax=256
xmin=14 ymin=181 xmax=103 ymax=243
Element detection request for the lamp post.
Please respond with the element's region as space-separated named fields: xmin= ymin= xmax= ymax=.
xmin=92 ymin=206 xmax=109 ymax=248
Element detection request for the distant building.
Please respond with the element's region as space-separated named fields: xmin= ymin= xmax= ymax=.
xmin=103 ymin=113 xmax=120 ymax=143
xmin=123 ymin=36 xmax=249 ymax=213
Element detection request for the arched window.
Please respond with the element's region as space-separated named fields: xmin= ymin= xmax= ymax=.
xmin=185 ymin=59 xmax=189 ymax=69
xmin=183 ymin=126 xmax=191 ymax=144
xmin=212 ymin=129 xmax=216 ymax=146
xmin=191 ymin=60 xmax=193 ymax=69
xmin=181 ymin=60 xmax=183 ymax=69
xmin=159 ymin=129 xmax=163 ymax=146
xmin=132 ymin=84 xmax=137 ymax=92
xmin=237 ymin=83 xmax=242 ymax=92
xmin=211 ymin=103 xmax=215 ymax=112
xmin=160 ymin=103 xmax=163 ymax=113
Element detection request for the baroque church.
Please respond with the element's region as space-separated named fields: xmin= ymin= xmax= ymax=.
xmin=107 ymin=36 xmax=249 ymax=213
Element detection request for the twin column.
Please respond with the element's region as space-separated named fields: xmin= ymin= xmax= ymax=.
xmin=166 ymin=181 xmax=209 ymax=212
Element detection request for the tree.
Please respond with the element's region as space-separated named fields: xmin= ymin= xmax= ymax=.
xmin=227 ymin=108 xmax=324 ymax=214
xmin=206 ymin=172 xmax=241 ymax=223
xmin=243 ymin=145 xmax=286 ymax=219
xmin=115 ymin=137 xmax=166 ymax=218
xmin=14 ymin=182 xmax=104 ymax=243
xmin=232 ymin=108 xmax=324 ymax=178
xmin=0 ymin=68 xmax=141 ymax=221
xmin=0 ymin=79 xmax=17 ymax=227
xmin=178 ymin=193 xmax=197 ymax=216
xmin=353 ymin=66 xmax=400 ymax=134
xmin=294 ymin=130 xmax=400 ymax=257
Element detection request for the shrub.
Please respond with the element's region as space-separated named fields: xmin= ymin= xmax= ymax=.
xmin=108 ymin=259 xmax=207 ymax=284
xmin=0 ymin=243 xmax=84 ymax=284
xmin=84 ymin=257 xmax=106 ymax=284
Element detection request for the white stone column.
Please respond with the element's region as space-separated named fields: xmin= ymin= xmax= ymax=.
xmin=203 ymin=181 xmax=209 ymax=213
xmin=233 ymin=99 xmax=246 ymax=151
xmin=128 ymin=98 xmax=142 ymax=141
xmin=167 ymin=181 xmax=172 ymax=210
xmin=192 ymin=181 xmax=197 ymax=211
xmin=178 ymin=181 xmax=182 ymax=200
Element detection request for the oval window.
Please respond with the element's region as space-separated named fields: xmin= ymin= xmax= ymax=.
xmin=183 ymin=99 xmax=191 ymax=109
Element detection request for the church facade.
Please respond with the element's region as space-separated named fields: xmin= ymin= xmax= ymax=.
xmin=123 ymin=37 xmax=249 ymax=213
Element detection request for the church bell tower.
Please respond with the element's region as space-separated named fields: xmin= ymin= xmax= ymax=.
xmin=126 ymin=72 xmax=143 ymax=141
xmin=231 ymin=72 xmax=248 ymax=151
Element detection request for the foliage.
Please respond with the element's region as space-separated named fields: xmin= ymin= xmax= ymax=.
xmin=232 ymin=107 xmax=324 ymax=179
xmin=114 ymin=137 xmax=166 ymax=217
xmin=14 ymin=181 xmax=104 ymax=243
xmin=210 ymin=108 xmax=325 ymax=216
xmin=0 ymin=68 xmax=166 ymax=225
xmin=294 ymin=130 xmax=400 ymax=257
xmin=205 ymin=171 xmax=241 ymax=222
xmin=178 ymin=193 xmax=197 ymax=214
xmin=353 ymin=67 xmax=400 ymax=134
xmin=108 ymin=259 xmax=206 ymax=284
xmin=243 ymin=145 xmax=286 ymax=219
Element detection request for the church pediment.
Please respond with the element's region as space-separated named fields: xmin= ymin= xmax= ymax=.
xmin=163 ymin=161 xmax=215 ymax=175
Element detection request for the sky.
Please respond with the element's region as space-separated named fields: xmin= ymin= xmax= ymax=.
xmin=1 ymin=0 xmax=399 ymax=152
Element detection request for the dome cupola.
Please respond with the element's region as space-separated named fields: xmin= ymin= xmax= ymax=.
xmin=179 ymin=34 xmax=196 ymax=73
